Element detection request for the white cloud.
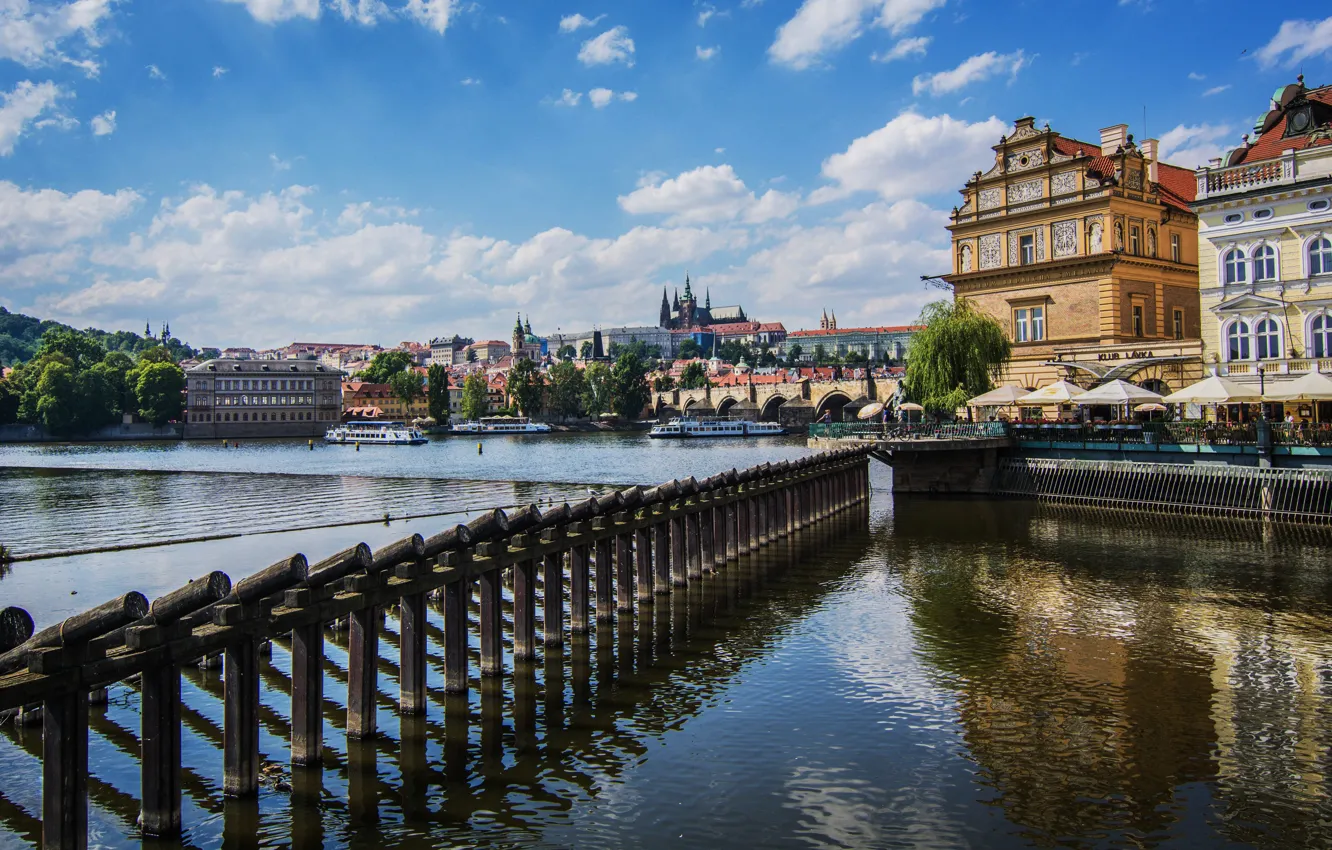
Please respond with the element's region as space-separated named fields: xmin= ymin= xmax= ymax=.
xmin=217 ymin=0 xmax=320 ymax=23
xmin=333 ymin=0 xmax=392 ymax=25
xmin=588 ymin=87 xmax=613 ymax=108
xmin=578 ymin=25 xmax=634 ymax=66
xmin=553 ymin=89 xmax=581 ymax=107
xmin=715 ymin=146 xmax=725 ymax=154
xmin=0 ymin=0 xmax=114 ymax=74
xmin=618 ymin=91 xmax=637 ymax=103
xmin=404 ymin=0 xmax=456 ymax=33
xmin=810 ymin=110 xmax=1007 ymax=204
xmin=697 ymin=3 xmax=717 ymax=26
xmin=90 ymin=108 xmax=114 ymax=136
xmin=212 ymin=65 xmax=228 ymax=78
xmin=0 ymin=79 xmax=69 ymax=155
xmin=871 ymin=35 xmax=929 ymax=62
xmin=147 ymin=63 xmax=166 ymax=80
xmin=270 ymin=152 xmax=292 ymax=171
xmin=769 ymin=0 xmax=946 ymax=70
xmin=1187 ymin=71 xmax=1205 ymax=81
xmin=558 ymin=12 xmax=604 ymax=33
xmin=911 ymin=49 xmax=1027 ymax=96
xmin=619 ymin=164 xmax=798 ymax=225
xmin=696 ymin=44 xmax=719 ymax=60
xmin=460 ymin=76 xmax=480 ymax=85
xmin=43 ymin=277 xmax=166 ymax=313
xmin=1255 ymin=17 xmax=1332 ymax=68
xmin=0 ymin=180 xmax=140 ymax=251
xmin=1158 ymin=123 xmax=1233 ymax=169
xmin=1202 ymin=84 xmax=1231 ymax=97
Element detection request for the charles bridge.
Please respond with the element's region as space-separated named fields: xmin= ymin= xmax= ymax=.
xmin=656 ymin=376 xmax=894 ymax=427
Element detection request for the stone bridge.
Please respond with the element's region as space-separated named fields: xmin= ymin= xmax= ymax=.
xmin=656 ymin=377 xmax=895 ymax=427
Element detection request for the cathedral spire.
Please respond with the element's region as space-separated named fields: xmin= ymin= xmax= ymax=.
xmin=660 ymin=287 xmax=671 ymax=328
xmin=145 ymin=320 xmax=151 ymax=338
xmin=673 ymin=289 xmax=681 ymax=311
xmin=705 ymin=288 xmax=711 ymax=310
xmin=524 ymin=315 xmax=532 ymax=335
xmin=683 ymin=272 xmax=693 ymax=302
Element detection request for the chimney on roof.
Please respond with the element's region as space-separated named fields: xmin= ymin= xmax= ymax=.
xmin=1100 ymin=124 xmax=1128 ymax=156
xmin=1139 ymin=138 xmax=1159 ymax=184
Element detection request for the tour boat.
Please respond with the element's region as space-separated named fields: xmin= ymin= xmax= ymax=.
xmin=450 ymin=416 xmax=553 ymax=434
xmin=649 ymin=416 xmax=787 ymax=438
xmin=325 ymin=421 xmax=428 ymax=445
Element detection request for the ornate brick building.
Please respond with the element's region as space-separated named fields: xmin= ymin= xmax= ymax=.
xmin=945 ymin=117 xmax=1204 ymax=395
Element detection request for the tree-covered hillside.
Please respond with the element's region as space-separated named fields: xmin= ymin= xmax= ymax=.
xmin=0 ymin=307 xmax=203 ymax=366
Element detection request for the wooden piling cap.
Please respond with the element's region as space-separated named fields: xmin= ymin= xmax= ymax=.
xmin=148 ymin=571 xmax=233 ymax=622
xmin=423 ymin=524 xmax=471 ymax=557
xmin=535 ymin=502 xmax=570 ymax=528
xmin=0 ymin=607 xmax=34 ymax=654
xmin=678 ymin=476 xmax=699 ymax=496
xmin=594 ymin=490 xmax=624 ymax=515
xmin=567 ymin=496 xmax=600 ymax=522
xmin=618 ymin=485 xmax=643 ymax=509
xmin=505 ymin=504 xmax=542 ymax=535
xmin=724 ymin=468 xmax=739 ymax=485
xmin=638 ymin=485 xmax=663 ymax=507
xmin=657 ymin=479 xmax=680 ymax=500
xmin=466 ymin=508 xmax=511 ymax=542
xmin=372 ymin=533 xmax=426 ymax=569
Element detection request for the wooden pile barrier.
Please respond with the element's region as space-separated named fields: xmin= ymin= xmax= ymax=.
xmin=0 ymin=448 xmax=872 ymax=848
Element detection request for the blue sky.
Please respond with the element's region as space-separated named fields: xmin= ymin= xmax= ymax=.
xmin=2 ymin=0 xmax=1331 ymax=350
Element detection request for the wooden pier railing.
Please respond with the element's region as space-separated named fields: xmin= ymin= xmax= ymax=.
xmin=0 ymin=447 xmax=872 ymax=849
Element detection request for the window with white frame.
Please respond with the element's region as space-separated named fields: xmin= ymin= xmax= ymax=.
xmin=1227 ymin=320 xmax=1251 ymax=360
xmin=1255 ymin=317 xmax=1281 ymax=360
xmin=1170 ymin=233 xmax=1181 ymax=263
xmin=1253 ymin=244 xmax=1277 ymax=281
xmin=1311 ymin=313 xmax=1331 ymax=358
xmin=1311 ymin=236 xmax=1332 ymax=276
xmin=1224 ymin=248 xmax=1247 ymax=284
xmin=1014 ymin=306 xmax=1044 ymax=342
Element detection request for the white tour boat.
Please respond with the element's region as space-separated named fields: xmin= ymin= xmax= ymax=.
xmin=325 ymin=421 xmax=428 ymax=445
xmin=450 ymin=416 xmax=553 ymax=435
xmin=649 ymin=416 xmax=787 ymax=438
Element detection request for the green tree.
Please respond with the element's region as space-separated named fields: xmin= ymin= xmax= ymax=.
xmin=609 ymin=352 xmax=650 ymax=420
xmin=200 ymin=347 xmax=222 ymax=360
xmin=678 ymin=361 xmax=709 ymax=390
xmin=557 ymin=344 xmax=577 ymax=361
xmin=427 ymin=364 xmax=450 ymax=423
xmin=652 ymin=374 xmax=676 ymax=392
xmin=904 ymin=299 xmax=1011 ymax=414
xmin=547 ymin=360 xmax=586 ymax=419
xmin=677 ymin=338 xmax=702 ymax=360
xmin=134 ymin=361 xmax=186 ymax=425
xmin=359 ymin=350 xmax=414 ymax=383
xmin=579 ymin=340 xmax=594 ymax=360
xmin=136 ymin=345 xmax=176 ymax=365
xmin=582 ymin=362 xmax=612 ymax=417
xmin=461 ymin=372 xmax=489 ymax=421
xmin=507 ymin=358 xmax=545 ymax=417
xmin=0 ymin=378 xmax=19 ymax=424
xmin=844 ymin=350 xmax=868 ymax=366
xmin=466 ymin=347 xmax=479 ymax=363
xmin=36 ymin=327 xmax=105 ymax=371
xmin=786 ymin=343 xmax=803 ymax=367
xmin=717 ymin=340 xmax=748 ymax=364
xmin=388 ymin=369 xmax=424 ymax=414
xmin=31 ymin=361 xmax=80 ymax=434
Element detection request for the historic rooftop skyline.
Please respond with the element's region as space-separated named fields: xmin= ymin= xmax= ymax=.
xmin=2 ymin=1 xmax=1330 ymax=348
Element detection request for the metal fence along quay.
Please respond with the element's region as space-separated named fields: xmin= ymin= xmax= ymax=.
xmin=0 ymin=448 xmax=872 ymax=849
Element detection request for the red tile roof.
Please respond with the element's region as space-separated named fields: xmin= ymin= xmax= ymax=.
xmin=1050 ymin=135 xmax=1196 ymax=212
xmin=707 ymin=321 xmax=760 ymax=335
xmin=756 ymin=322 xmax=786 ymax=332
xmin=1231 ymin=85 xmax=1332 ymax=166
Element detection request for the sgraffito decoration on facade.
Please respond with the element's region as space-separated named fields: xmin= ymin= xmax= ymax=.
xmin=1126 ymin=168 xmax=1144 ymax=191
xmin=1008 ymin=231 xmax=1019 ymax=266
xmin=1006 ymin=148 xmax=1046 ymax=173
xmin=1009 ymin=179 xmax=1043 ymax=204
xmin=980 ymin=233 xmax=1002 ymax=269
xmin=1051 ymin=170 xmax=1077 ymax=197
xmin=1036 ymin=229 xmax=1047 ymax=261
xmin=978 ymin=188 xmax=1002 ymax=211
xmin=1053 ymin=220 xmax=1077 ymax=257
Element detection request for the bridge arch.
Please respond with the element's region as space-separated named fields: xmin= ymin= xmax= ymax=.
xmin=759 ymin=394 xmax=789 ymax=422
xmin=814 ymin=391 xmax=854 ymax=423
xmin=715 ymin=396 xmax=740 ymax=416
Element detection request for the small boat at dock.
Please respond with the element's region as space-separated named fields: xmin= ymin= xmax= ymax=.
xmin=325 ymin=421 xmax=427 ymax=445
xmin=649 ymin=416 xmax=786 ymax=438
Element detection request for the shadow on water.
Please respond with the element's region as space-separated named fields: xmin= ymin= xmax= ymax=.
xmin=0 ymin=510 xmax=875 ymax=849
xmin=884 ymin=494 xmax=1332 ymax=850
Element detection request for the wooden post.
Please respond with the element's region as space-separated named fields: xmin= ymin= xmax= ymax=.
xmin=479 ymin=568 xmax=503 ymax=677
xmin=615 ymin=522 xmax=634 ymax=613
xmin=685 ymin=508 xmax=702 ymax=581
xmin=443 ymin=579 xmax=470 ymax=694
xmin=594 ymin=534 xmax=614 ymax=622
xmin=347 ymin=605 xmax=379 ymax=739
xmin=223 ymin=637 xmax=260 ymax=797
xmin=726 ymin=498 xmax=739 ymax=560
xmin=699 ymin=504 xmax=715 ymax=575
xmin=785 ymin=485 xmax=795 ymax=536
xmin=514 ymin=558 xmax=537 ymax=661
xmin=290 ymin=621 xmax=324 ymax=765
xmin=653 ymin=514 xmax=671 ymax=594
xmin=671 ymin=510 xmax=688 ymax=587
xmin=712 ymin=500 xmax=726 ymax=567
xmin=756 ymin=490 xmax=769 ymax=546
xmin=140 ymin=663 xmax=181 ymax=837
xmin=399 ymin=591 xmax=427 ymax=714
xmin=635 ymin=527 xmax=653 ymax=601
xmin=543 ymin=548 xmax=565 ymax=646
xmin=43 ymin=689 xmax=89 ymax=849
xmin=749 ymin=491 xmax=762 ymax=551
xmin=570 ymin=541 xmax=590 ymax=633
xmin=737 ymin=491 xmax=750 ymax=555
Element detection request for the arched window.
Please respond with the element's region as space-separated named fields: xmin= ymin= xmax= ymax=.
xmin=1311 ymin=313 xmax=1332 ymax=359
xmin=1227 ymin=320 xmax=1251 ymax=360
xmin=1224 ymin=248 xmax=1247 ymax=284
xmin=1310 ymin=236 xmax=1332 ymax=276
xmin=1253 ymin=244 xmax=1277 ymax=281
xmin=1255 ymin=317 xmax=1281 ymax=360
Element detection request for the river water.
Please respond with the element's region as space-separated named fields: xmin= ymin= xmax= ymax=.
xmin=2 ymin=435 xmax=1331 ymax=849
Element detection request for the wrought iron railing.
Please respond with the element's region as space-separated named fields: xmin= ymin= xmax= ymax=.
xmin=808 ymin=421 xmax=1009 ymax=440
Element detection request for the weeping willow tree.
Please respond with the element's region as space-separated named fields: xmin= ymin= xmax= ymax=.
xmin=903 ymin=299 xmax=1011 ymax=414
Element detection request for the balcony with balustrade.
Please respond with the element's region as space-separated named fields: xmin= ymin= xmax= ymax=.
xmin=1195 ymin=147 xmax=1332 ymax=201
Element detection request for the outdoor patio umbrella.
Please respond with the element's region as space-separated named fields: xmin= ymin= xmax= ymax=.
xmin=1262 ymin=369 xmax=1332 ymax=401
xmin=1070 ymin=379 xmax=1165 ymax=405
xmin=857 ymin=401 xmax=885 ymax=419
xmin=1162 ymin=372 xmax=1265 ymax=404
xmin=1016 ymin=380 xmax=1084 ymax=404
xmin=1134 ymin=403 xmax=1167 ymax=412
xmin=967 ymin=386 xmax=1027 ymax=406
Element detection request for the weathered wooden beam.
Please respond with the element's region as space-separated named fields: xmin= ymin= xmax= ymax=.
xmin=652 ymin=511 xmax=670 ymax=595
xmin=223 ymin=637 xmax=259 ymax=797
xmin=346 ymin=604 xmax=379 ymax=739
xmin=0 ymin=592 xmax=148 ymax=676
xmin=467 ymin=508 xmax=511 ymax=544
xmin=289 ymin=620 xmax=323 ymax=765
xmin=139 ymin=661 xmax=181 ymax=837
xmin=398 ymin=591 xmax=427 ymax=716
xmin=42 ymin=687 xmax=88 ymax=850
xmin=369 ymin=534 xmax=425 ymax=574
xmin=0 ymin=607 xmax=33 ymax=654
xmin=670 ymin=510 xmax=686 ymax=587
xmin=615 ymin=518 xmax=634 ymax=613
xmin=593 ymin=528 xmax=614 ymax=623
xmin=570 ymin=536 xmax=590 ymax=634
xmin=634 ymin=527 xmax=652 ymax=602
xmin=699 ymin=503 xmax=715 ymax=575
xmin=305 ymin=544 xmax=372 ymax=588
xmin=685 ymin=509 xmax=702 ymax=582
xmin=442 ymin=577 xmax=469 ymax=695
xmin=541 ymin=529 xmax=565 ymax=648
xmin=513 ymin=556 xmax=537 ymax=662
xmin=479 ymin=567 xmax=503 ymax=677
xmin=422 ymin=523 xmax=471 ymax=560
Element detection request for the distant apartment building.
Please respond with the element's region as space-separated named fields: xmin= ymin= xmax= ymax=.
xmin=220 ymin=347 xmax=257 ymax=360
xmin=342 ymin=379 xmax=430 ymax=421
xmin=786 ymin=324 xmax=921 ymax=362
xmin=467 ymin=340 xmax=511 ymax=363
xmin=428 ymin=335 xmax=474 ymax=367
xmin=184 ymin=359 xmax=344 ymax=439
xmin=708 ymin=321 xmax=787 ymax=347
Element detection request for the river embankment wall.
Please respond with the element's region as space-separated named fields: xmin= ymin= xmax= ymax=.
xmin=0 ymin=423 xmax=184 ymax=443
